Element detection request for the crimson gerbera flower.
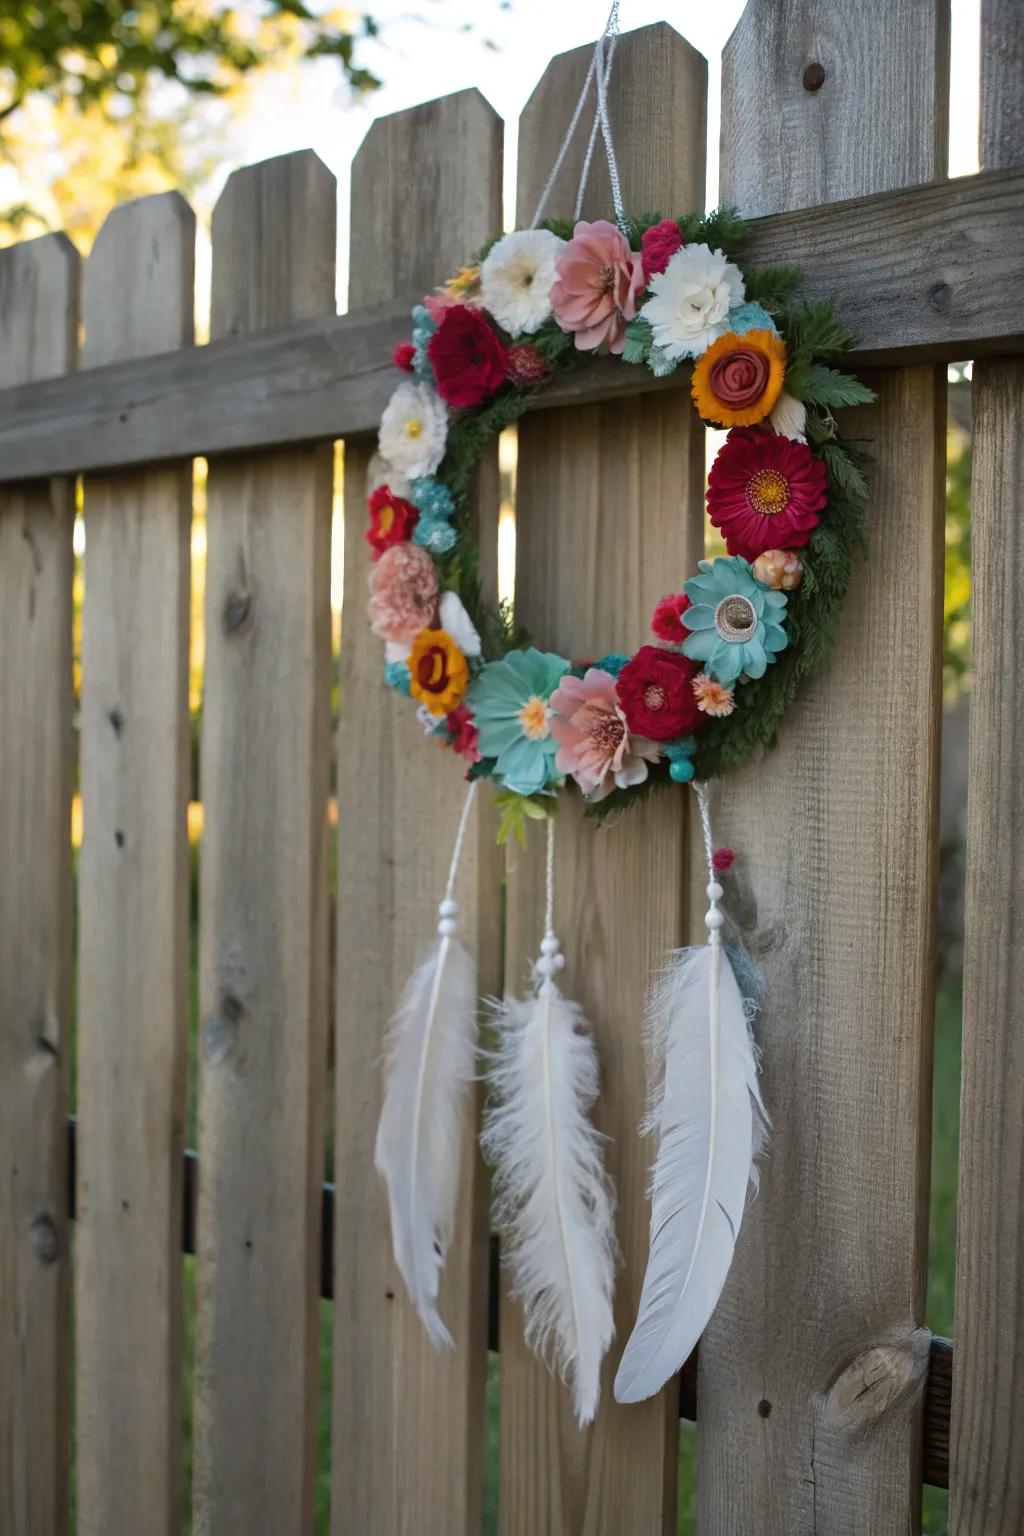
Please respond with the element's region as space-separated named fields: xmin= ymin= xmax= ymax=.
xmin=707 ymin=427 xmax=828 ymax=561
xmin=366 ymin=484 xmax=418 ymax=559
xmin=616 ymin=646 xmax=705 ymax=741
xmin=427 ymin=304 xmax=507 ymax=409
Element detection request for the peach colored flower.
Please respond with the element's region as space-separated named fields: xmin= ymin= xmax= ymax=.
xmin=550 ymin=667 xmax=660 ymax=801
xmin=367 ymin=542 xmax=439 ymax=646
xmin=693 ymin=672 xmax=736 ymax=718
xmin=549 ymin=219 xmax=645 ymax=355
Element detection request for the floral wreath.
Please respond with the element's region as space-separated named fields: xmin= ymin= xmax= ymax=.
xmin=366 ymin=211 xmax=873 ymax=833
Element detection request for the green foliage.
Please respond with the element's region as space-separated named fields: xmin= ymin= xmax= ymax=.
xmin=743 ymin=264 xmax=801 ymax=315
xmin=785 ymin=359 xmax=876 ymax=408
xmin=622 ymin=316 xmax=653 ymax=366
xmin=493 ymin=788 xmax=554 ymax=847
xmin=780 ymin=298 xmax=859 ymax=360
xmin=0 ymin=0 xmax=381 ymax=128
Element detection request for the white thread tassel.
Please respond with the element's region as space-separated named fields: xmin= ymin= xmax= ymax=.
xmin=375 ymin=783 xmax=479 ymax=1348
xmin=614 ymin=787 xmax=767 ymax=1405
xmin=482 ymin=818 xmax=617 ymax=1426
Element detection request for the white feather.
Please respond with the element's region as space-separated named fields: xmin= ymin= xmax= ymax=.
xmin=482 ymin=984 xmax=617 ymax=1426
xmin=374 ymin=935 xmax=478 ymax=1348
xmin=613 ymin=942 xmax=766 ymax=1404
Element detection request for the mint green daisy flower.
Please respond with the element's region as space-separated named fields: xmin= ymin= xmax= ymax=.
xmin=466 ymin=648 xmax=569 ymax=796
xmin=681 ymin=556 xmax=788 ymax=685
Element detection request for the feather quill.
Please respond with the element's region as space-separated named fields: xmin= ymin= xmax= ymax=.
xmin=375 ymin=933 xmax=478 ymax=1348
xmin=482 ymin=983 xmax=617 ymax=1426
xmin=613 ymin=940 xmax=766 ymax=1404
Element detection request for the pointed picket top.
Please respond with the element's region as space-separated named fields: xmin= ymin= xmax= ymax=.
xmin=211 ymin=149 xmax=337 ymax=338
xmin=0 ymin=231 xmax=80 ymax=388
xmin=83 ymin=191 xmax=195 ymax=368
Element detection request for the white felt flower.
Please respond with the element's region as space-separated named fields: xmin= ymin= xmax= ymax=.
xmin=640 ymin=243 xmax=745 ymax=360
xmin=439 ymin=591 xmax=481 ymax=658
xmin=480 ymin=228 xmax=565 ymax=335
xmin=769 ymin=390 xmax=808 ymax=443
xmin=385 ymin=638 xmax=411 ymax=664
xmin=367 ymin=451 xmax=411 ymax=500
xmin=378 ymin=381 xmax=447 ymax=480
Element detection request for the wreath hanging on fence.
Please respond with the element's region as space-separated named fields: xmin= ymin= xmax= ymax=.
xmin=366 ymin=210 xmax=873 ymax=827
xmin=370 ymin=8 xmax=877 ymax=1434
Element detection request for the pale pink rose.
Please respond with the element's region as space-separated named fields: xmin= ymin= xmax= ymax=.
xmin=548 ymin=219 xmax=645 ymax=355
xmin=550 ymin=667 xmax=660 ymax=801
xmin=367 ymin=542 xmax=439 ymax=646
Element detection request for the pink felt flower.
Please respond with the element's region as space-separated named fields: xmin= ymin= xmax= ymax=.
xmin=550 ymin=667 xmax=660 ymax=801
xmin=641 ymin=218 xmax=684 ymax=279
xmin=444 ymin=704 xmax=481 ymax=764
xmin=651 ymin=591 xmax=691 ymax=645
xmin=549 ymin=219 xmax=645 ymax=355
xmin=367 ymin=542 xmax=439 ymax=646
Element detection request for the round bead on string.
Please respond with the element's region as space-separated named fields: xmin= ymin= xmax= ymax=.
xmin=437 ymin=896 xmax=458 ymax=938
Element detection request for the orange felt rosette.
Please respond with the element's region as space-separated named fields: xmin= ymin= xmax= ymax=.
xmin=691 ymin=328 xmax=787 ymax=427
xmin=408 ymin=627 xmax=469 ymax=716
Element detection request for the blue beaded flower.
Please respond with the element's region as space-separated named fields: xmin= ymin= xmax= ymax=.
xmin=726 ymin=301 xmax=779 ymax=336
xmin=410 ymin=303 xmax=436 ymax=381
xmin=410 ymin=477 xmax=454 ymax=521
xmin=682 ymin=556 xmax=788 ymax=685
xmin=664 ymin=737 xmax=696 ymax=783
xmin=414 ymin=518 xmax=457 ymax=556
xmin=384 ymin=660 xmax=412 ymax=695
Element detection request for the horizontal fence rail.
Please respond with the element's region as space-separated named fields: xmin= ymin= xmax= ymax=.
xmin=62 ymin=1116 xmax=954 ymax=1489
xmin=0 ymin=167 xmax=1021 ymax=485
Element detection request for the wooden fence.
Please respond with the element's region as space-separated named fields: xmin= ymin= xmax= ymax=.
xmin=0 ymin=2 xmax=1022 ymax=1532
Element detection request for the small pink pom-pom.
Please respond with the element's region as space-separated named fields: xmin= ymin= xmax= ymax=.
xmin=712 ymin=847 xmax=735 ymax=872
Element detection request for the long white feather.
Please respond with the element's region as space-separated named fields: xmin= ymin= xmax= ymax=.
xmin=613 ymin=941 xmax=766 ymax=1404
xmin=482 ymin=983 xmax=617 ymax=1426
xmin=375 ymin=935 xmax=478 ymax=1348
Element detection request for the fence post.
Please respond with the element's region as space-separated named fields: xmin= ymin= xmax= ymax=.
xmin=0 ymin=232 xmax=78 ymax=1536
xmin=698 ymin=1 xmax=949 ymax=1531
xmin=75 ymin=191 xmax=195 ymax=1536
xmin=950 ymin=4 xmax=1024 ymax=1530
xmin=332 ymin=89 xmax=503 ymax=1536
xmin=194 ymin=151 xmax=335 ymax=1536
xmin=503 ymin=24 xmax=707 ymax=1535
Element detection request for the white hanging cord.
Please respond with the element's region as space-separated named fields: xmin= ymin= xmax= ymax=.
xmin=437 ymin=778 xmax=479 ymax=935
xmin=693 ymin=781 xmax=725 ymax=948
xmin=534 ymin=814 xmax=566 ymax=992
xmin=530 ymin=1 xmax=627 ymax=235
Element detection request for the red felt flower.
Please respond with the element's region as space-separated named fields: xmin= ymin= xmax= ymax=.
xmin=365 ymin=484 xmax=418 ymax=559
xmin=707 ymin=427 xmax=828 ymax=561
xmin=505 ymin=343 xmax=549 ymax=388
xmin=444 ymin=704 xmax=481 ymax=764
xmin=641 ymin=218 xmax=684 ymax=279
xmin=427 ymin=304 xmax=507 ymax=409
xmin=392 ymin=341 xmax=416 ymax=372
xmin=616 ymin=646 xmax=705 ymax=741
xmin=651 ymin=591 xmax=690 ymax=644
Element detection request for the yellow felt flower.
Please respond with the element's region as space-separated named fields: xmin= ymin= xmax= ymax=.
xmin=408 ymin=627 xmax=469 ymax=716
xmin=691 ymin=328 xmax=787 ymax=428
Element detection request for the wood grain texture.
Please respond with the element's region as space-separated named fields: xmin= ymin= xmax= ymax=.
xmin=74 ymin=192 xmax=194 ymax=1536
xmin=0 ymin=233 xmax=77 ymax=1536
xmin=981 ymin=0 xmax=1024 ymax=168
xmin=331 ymin=89 xmax=502 ymax=1536
xmin=949 ymin=364 xmax=1024 ymax=1534
xmin=949 ymin=15 xmax=1024 ymax=1525
xmin=721 ymin=0 xmax=950 ymax=208
xmin=194 ymin=152 xmax=335 ymax=1536
xmin=697 ymin=4 xmax=948 ymax=1533
xmin=499 ymin=25 xmax=706 ymax=1536
xmin=2 ymin=164 xmax=1020 ymax=485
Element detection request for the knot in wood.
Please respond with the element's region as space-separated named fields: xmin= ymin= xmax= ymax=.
xmin=202 ymin=991 xmax=244 ymax=1064
xmin=928 ymin=281 xmax=952 ymax=314
xmin=29 ymin=1213 xmax=60 ymax=1265
xmin=820 ymin=1329 xmax=930 ymax=1434
xmin=223 ymin=587 xmax=253 ymax=635
xmin=802 ymin=62 xmax=826 ymax=92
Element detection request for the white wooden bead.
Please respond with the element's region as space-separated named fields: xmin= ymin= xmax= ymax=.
xmin=705 ymin=907 xmax=724 ymax=930
xmin=535 ymin=955 xmax=556 ymax=977
xmin=438 ymin=897 xmax=458 ymax=918
xmin=706 ymin=881 xmax=724 ymax=902
xmin=437 ymin=916 xmax=457 ymax=937
xmin=540 ymin=934 xmax=561 ymax=956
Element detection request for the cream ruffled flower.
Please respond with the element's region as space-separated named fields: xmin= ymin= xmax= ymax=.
xmin=367 ymin=451 xmax=411 ymax=500
xmin=641 ymin=242 xmax=745 ymax=360
xmin=480 ymin=228 xmax=565 ymax=335
xmin=378 ymin=381 xmax=447 ymax=480
xmin=769 ymin=390 xmax=808 ymax=443
xmin=439 ymin=591 xmax=481 ymax=658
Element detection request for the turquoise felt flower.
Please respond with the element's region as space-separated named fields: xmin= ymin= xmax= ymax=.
xmin=410 ymin=477 xmax=454 ymax=521
xmin=384 ymin=660 xmax=411 ymax=695
xmin=726 ymin=300 xmax=779 ymax=337
xmin=414 ymin=516 xmax=456 ymax=555
xmin=411 ymin=303 xmax=436 ymax=380
xmin=466 ymin=647 xmax=570 ymax=796
xmin=682 ymin=556 xmax=788 ymax=685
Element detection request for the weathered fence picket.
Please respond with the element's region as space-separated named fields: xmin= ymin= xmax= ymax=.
xmin=950 ymin=4 xmax=1024 ymax=1530
xmin=0 ymin=4 xmax=1022 ymax=1533
xmin=0 ymin=233 xmax=77 ymax=1536
xmin=194 ymin=151 xmax=335 ymax=1535
xmin=502 ymin=24 xmax=706 ymax=1535
xmin=75 ymin=191 xmax=194 ymax=1536
xmin=701 ymin=2 xmax=948 ymax=1531
xmin=332 ymin=90 xmax=503 ymax=1536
